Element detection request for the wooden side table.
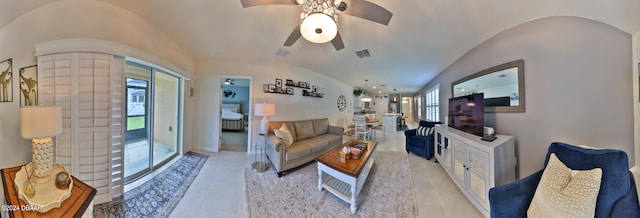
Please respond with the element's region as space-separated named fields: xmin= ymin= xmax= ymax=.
xmin=1 ymin=166 xmax=96 ymax=218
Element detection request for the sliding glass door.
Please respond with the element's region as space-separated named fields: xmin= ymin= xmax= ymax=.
xmin=152 ymin=70 xmax=179 ymax=166
xmin=124 ymin=62 xmax=181 ymax=183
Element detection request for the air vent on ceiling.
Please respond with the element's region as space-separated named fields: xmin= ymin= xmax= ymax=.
xmin=355 ymin=49 xmax=371 ymax=58
xmin=275 ymin=48 xmax=290 ymax=57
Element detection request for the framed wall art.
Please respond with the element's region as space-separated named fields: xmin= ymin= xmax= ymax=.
xmin=275 ymin=78 xmax=282 ymax=87
xmin=19 ymin=65 xmax=38 ymax=106
xmin=0 ymin=58 xmax=13 ymax=103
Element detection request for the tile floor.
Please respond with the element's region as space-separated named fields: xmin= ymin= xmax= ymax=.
xmin=160 ymin=121 xmax=482 ymax=217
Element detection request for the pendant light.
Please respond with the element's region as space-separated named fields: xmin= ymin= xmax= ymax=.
xmin=361 ymin=79 xmax=372 ymax=102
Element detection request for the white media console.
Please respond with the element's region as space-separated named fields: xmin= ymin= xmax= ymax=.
xmin=434 ymin=125 xmax=517 ymax=217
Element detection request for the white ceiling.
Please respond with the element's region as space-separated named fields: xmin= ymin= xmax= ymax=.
xmin=3 ymin=0 xmax=640 ymax=94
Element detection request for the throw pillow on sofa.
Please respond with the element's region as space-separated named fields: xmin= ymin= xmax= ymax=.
xmin=527 ymin=153 xmax=602 ymax=217
xmin=416 ymin=126 xmax=433 ymax=136
xmin=274 ymin=124 xmax=294 ymax=146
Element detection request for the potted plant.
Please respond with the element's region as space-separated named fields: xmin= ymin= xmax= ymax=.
xmin=353 ymin=89 xmax=363 ymax=97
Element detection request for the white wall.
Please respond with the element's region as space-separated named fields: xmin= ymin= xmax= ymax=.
xmin=0 ymin=0 xmax=196 ymax=203
xmin=418 ymin=16 xmax=634 ymax=178
xmin=193 ymin=58 xmax=355 ymax=152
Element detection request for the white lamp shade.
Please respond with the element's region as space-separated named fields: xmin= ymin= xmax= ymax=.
xmin=255 ymin=103 xmax=275 ymax=117
xmin=20 ymin=106 xmax=63 ymax=139
xmin=300 ymin=13 xmax=338 ymax=43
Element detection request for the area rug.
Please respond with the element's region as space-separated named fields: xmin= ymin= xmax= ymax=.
xmin=245 ymin=151 xmax=418 ymax=217
xmin=93 ymin=151 xmax=209 ymax=218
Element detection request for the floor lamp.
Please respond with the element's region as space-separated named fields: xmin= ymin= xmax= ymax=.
xmin=20 ymin=106 xmax=63 ymax=184
xmin=253 ymin=103 xmax=275 ymax=172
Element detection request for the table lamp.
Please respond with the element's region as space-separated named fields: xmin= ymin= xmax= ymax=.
xmin=20 ymin=106 xmax=62 ymax=183
xmin=254 ymin=103 xmax=275 ymax=134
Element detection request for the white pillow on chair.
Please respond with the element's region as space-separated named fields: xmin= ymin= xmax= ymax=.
xmin=416 ymin=126 xmax=433 ymax=136
xmin=527 ymin=153 xmax=602 ymax=218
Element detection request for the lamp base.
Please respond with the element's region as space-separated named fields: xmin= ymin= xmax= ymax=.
xmin=260 ymin=118 xmax=269 ymax=134
xmin=32 ymin=137 xmax=54 ymax=183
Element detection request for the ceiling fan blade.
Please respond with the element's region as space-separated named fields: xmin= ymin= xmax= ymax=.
xmin=240 ymin=0 xmax=294 ymax=8
xmin=283 ymin=26 xmax=301 ymax=47
xmin=339 ymin=0 xmax=393 ymax=25
xmin=331 ymin=32 xmax=345 ymax=51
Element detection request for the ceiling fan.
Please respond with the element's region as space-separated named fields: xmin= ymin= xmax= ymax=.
xmin=224 ymin=79 xmax=234 ymax=85
xmin=240 ymin=0 xmax=392 ymax=51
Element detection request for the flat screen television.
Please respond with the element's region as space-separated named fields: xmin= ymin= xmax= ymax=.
xmin=448 ymin=93 xmax=484 ymax=137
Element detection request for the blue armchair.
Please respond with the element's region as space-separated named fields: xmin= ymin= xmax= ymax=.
xmin=489 ymin=142 xmax=640 ymax=218
xmin=405 ymin=121 xmax=441 ymax=159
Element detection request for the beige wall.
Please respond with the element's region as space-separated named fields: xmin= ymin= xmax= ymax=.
xmin=193 ymin=58 xmax=355 ymax=152
xmin=417 ymin=16 xmax=634 ymax=178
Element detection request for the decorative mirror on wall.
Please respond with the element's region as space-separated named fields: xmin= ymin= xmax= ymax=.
xmin=452 ymin=59 xmax=525 ymax=112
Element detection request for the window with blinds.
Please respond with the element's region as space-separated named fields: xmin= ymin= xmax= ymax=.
xmin=425 ymin=85 xmax=439 ymax=122
xmin=416 ymin=95 xmax=422 ymax=119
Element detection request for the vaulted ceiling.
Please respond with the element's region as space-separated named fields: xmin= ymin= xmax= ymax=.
xmin=2 ymin=0 xmax=640 ymax=94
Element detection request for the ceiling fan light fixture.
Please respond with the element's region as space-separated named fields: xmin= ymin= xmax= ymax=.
xmin=300 ymin=0 xmax=338 ymax=43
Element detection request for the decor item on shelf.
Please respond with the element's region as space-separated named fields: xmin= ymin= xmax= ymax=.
xmin=360 ymin=80 xmax=372 ymax=102
xmin=286 ymin=87 xmax=294 ymax=94
xmin=286 ymin=79 xmax=294 ymax=86
xmin=300 ymin=81 xmax=308 ymax=88
xmin=268 ymin=84 xmax=276 ymax=93
xmin=255 ymin=103 xmax=275 ymax=134
xmin=0 ymin=58 xmax=13 ymax=102
xmin=275 ymin=78 xmax=283 ymax=87
xmin=241 ymin=0 xmax=392 ymax=51
xmin=20 ymin=106 xmax=63 ymax=183
xmin=223 ymin=90 xmax=236 ymax=98
xmin=19 ymin=65 xmax=38 ymax=106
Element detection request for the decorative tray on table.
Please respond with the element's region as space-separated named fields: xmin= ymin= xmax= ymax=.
xmin=348 ymin=141 xmax=368 ymax=159
xmin=14 ymin=163 xmax=73 ymax=213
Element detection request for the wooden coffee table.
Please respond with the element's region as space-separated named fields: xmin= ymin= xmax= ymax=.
xmin=316 ymin=140 xmax=377 ymax=214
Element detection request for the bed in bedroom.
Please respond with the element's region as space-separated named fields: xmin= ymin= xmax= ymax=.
xmin=222 ymin=103 xmax=245 ymax=131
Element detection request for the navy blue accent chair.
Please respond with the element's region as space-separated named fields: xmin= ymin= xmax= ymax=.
xmin=489 ymin=142 xmax=640 ymax=218
xmin=404 ymin=121 xmax=441 ymax=159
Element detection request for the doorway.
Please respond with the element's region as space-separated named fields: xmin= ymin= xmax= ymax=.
xmin=220 ymin=77 xmax=251 ymax=152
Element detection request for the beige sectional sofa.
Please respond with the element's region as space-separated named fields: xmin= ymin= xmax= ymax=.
xmin=266 ymin=118 xmax=343 ymax=177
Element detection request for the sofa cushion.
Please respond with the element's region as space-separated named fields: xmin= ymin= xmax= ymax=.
xmin=274 ymin=124 xmax=294 ymax=147
xmin=313 ymin=119 xmax=329 ymax=136
xmin=528 ymin=153 xmax=602 ymax=217
xmin=285 ymin=143 xmax=312 ymax=162
xmin=294 ymin=120 xmax=315 ymax=141
xmin=316 ymin=134 xmax=342 ymax=146
xmin=297 ymin=138 xmax=330 ymax=154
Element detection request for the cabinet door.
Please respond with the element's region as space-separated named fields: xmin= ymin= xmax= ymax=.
xmin=441 ymin=134 xmax=451 ymax=170
xmin=467 ymin=146 xmax=490 ymax=210
xmin=452 ymin=141 xmax=466 ymax=185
